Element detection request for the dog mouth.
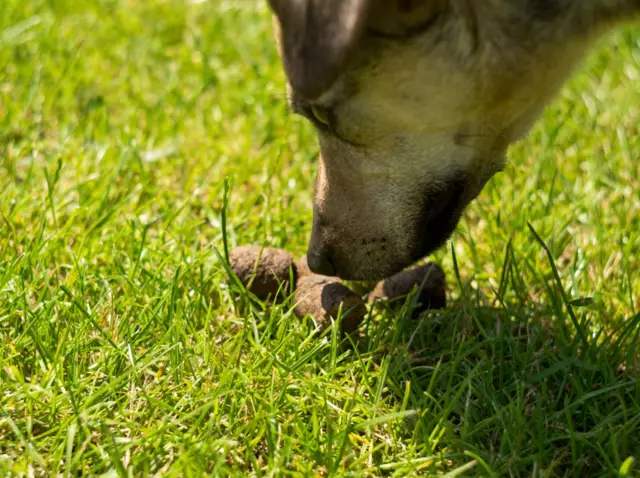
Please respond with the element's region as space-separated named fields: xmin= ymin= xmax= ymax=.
xmin=335 ymin=254 xmax=412 ymax=281
xmin=327 ymin=178 xmax=468 ymax=281
xmin=413 ymin=176 xmax=468 ymax=260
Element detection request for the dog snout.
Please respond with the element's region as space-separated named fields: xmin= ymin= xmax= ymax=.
xmin=306 ymin=245 xmax=337 ymax=276
xmin=306 ymin=218 xmax=338 ymax=276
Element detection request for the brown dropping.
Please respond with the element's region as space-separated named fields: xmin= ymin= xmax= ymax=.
xmin=369 ymin=262 xmax=446 ymax=312
xmin=294 ymin=274 xmax=366 ymax=335
xmin=228 ymin=246 xmax=294 ymax=299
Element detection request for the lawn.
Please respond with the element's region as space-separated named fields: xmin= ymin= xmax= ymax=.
xmin=0 ymin=1 xmax=639 ymax=476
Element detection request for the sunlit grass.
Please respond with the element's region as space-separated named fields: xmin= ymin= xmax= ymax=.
xmin=0 ymin=1 xmax=638 ymax=475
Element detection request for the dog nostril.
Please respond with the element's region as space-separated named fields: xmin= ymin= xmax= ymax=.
xmin=307 ymin=249 xmax=337 ymax=276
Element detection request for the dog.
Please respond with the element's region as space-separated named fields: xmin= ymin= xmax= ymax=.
xmin=267 ymin=0 xmax=639 ymax=281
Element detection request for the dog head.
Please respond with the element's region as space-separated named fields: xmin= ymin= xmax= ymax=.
xmin=269 ymin=0 xmax=594 ymax=280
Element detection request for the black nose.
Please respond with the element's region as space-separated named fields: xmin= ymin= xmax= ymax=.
xmin=306 ymin=248 xmax=337 ymax=276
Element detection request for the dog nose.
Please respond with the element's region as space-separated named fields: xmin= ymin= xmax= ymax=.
xmin=306 ymin=247 xmax=337 ymax=276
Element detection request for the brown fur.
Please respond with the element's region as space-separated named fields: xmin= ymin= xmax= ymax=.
xmin=268 ymin=0 xmax=640 ymax=280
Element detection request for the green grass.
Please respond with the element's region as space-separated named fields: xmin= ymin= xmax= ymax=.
xmin=0 ymin=1 xmax=639 ymax=476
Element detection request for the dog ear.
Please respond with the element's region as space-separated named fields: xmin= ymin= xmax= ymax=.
xmin=268 ymin=0 xmax=370 ymax=99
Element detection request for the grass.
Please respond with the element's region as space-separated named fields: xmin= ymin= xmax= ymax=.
xmin=0 ymin=0 xmax=639 ymax=476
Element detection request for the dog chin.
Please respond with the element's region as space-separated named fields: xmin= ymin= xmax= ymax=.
xmin=340 ymin=229 xmax=458 ymax=281
xmin=335 ymin=256 xmax=412 ymax=281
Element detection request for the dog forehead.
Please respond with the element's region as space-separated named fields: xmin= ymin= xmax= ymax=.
xmin=321 ymin=46 xmax=486 ymax=150
xmin=334 ymin=24 xmax=591 ymax=140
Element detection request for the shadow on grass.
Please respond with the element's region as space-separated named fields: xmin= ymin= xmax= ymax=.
xmin=356 ymin=294 xmax=640 ymax=476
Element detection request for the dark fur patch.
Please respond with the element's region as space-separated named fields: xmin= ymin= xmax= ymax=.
xmin=528 ymin=0 xmax=567 ymax=22
xmin=366 ymin=10 xmax=445 ymax=40
xmin=413 ymin=175 xmax=468 ymax=260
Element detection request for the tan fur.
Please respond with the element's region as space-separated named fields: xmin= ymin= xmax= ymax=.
xmin=269 ymin=0 xmax=640 ymax=280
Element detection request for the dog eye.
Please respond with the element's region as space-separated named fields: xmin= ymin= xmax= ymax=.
xmin=311 ymin=106 xmax=330 ymax=126
xmin=295 ymin=103 xmax=362 ymax=146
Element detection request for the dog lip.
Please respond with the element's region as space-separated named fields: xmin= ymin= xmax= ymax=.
xmin=414 ymin=176 xmax=468 ymax=258
xmin=331 ymin=180 xmax=468 ymax=281
xmin=334 ymin=257 xmax=409 ymax=281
